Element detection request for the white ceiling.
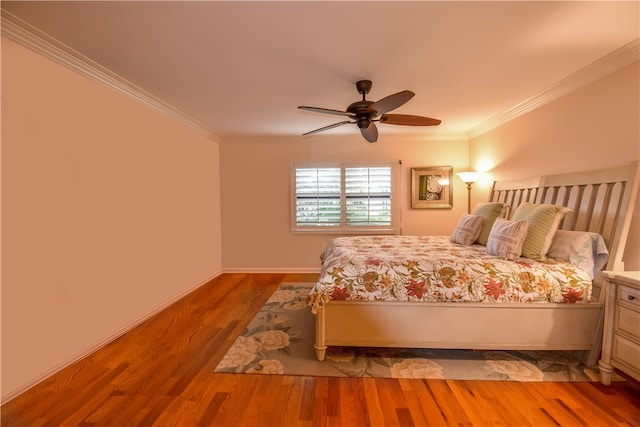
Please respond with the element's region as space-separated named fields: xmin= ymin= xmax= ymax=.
xmin=2 ymin=1 xmax=639 ymax=140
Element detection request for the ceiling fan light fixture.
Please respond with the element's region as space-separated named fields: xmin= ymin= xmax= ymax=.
xmin=357 ymin=118 xmax=371 ymax=129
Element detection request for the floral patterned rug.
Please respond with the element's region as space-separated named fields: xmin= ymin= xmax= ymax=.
xmin=214 ymin=282 xmax=611 ymax=381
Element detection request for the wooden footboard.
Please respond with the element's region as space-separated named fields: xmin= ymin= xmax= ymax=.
xmin=315 ymin=300 xmax=605 ymax=366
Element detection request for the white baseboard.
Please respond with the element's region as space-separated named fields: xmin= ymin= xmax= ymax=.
xmin=1 ymin=269 xmax=223 ymax=405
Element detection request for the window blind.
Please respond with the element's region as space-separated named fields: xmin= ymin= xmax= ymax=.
xmin=345 ymin=167 xmax=392 ymax=226
xmin=295 ymin=167 xmax=341 ymax=226
xmin=292 ymin=163 xmax=396 ymax=232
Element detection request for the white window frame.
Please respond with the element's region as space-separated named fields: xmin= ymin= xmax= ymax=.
xmin=290 ymin=162 xmax=401 ymax=234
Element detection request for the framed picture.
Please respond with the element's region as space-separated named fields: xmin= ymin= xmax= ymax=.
xmin=411 ymin=166 xmax=453 ymax=209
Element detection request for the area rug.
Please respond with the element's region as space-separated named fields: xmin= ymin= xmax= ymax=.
xmin=214 ymin=282 xmax=611 ymax=382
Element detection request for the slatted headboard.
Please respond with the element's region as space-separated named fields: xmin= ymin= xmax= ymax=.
xmin=489 ymin=161 xmax=639 ymax=271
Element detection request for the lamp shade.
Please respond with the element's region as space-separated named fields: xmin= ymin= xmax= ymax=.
xmin=456 ymin=171 xmax=480 ymax=184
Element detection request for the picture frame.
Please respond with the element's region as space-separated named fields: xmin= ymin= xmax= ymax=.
xmin=411 ymin=166 xmax=453 ymax=209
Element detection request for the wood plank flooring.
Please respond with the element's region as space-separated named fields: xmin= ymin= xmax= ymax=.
xmin=2 ymin=273 xmax=639 ymax=426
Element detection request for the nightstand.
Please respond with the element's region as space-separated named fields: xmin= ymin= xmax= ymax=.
xmin=599 ymin=271 xmax=640 ymax=385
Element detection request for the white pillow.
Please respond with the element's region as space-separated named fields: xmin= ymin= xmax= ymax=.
xmin=486 ymin=217 xmax=529 ymax=260
xmin=547 ymin=230 xmax=609 ymax=279
xmin=450 ymin=214 xmax=483 ymax=246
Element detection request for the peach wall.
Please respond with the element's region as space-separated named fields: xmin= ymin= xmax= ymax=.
xmin=220 ymin=134 xmax=474 ymax=271
xmin=1 ymin=38 xmax=223 ymax=400
xmin=469 ymin=61 xmax=640 ymax=270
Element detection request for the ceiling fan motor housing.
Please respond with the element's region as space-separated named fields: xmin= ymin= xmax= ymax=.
xmin=347 ymin=100 xmax=376 ymax=123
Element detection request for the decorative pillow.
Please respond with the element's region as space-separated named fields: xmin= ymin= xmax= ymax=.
xmin=512 ymin=202 xmax=572 ymax=260
xmin=486 ymin=217 xmax=529 ymax=260
xmin=547 ymin=230 xmax=610 ymax=279
xmin=471 ymin=202 xmax=505 ymax=245
xmin=450 ymin=214 xmax=484 ymax=245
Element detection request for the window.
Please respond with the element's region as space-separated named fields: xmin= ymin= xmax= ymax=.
xmin=291 ymin=163 xmax=399 ymax=233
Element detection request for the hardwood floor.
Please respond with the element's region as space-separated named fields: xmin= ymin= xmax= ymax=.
xmin=2 ymin=273 xmax=639 ymax=426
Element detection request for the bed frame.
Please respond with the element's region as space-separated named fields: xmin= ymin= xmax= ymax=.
xmin=314 ymin=161 xmax=640 ymax=366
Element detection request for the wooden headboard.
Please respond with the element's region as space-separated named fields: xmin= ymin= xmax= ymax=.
xmin=489 ymin=161 xmax=640 ymax=271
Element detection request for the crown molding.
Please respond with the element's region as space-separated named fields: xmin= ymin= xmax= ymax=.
xmin=1 ymin=10 xmax=220 ymax=142
xmin=4 ymin=9 xmax=636 ymax=144
xmin=467 ymin=38 xmax=640 ymax=139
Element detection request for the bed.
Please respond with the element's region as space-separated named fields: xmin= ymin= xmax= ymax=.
xmin=309 ymin=161 xmax=640 ymax=367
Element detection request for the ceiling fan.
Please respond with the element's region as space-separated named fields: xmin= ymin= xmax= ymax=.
xmin=298 ymin=80 xmax=441 ymax=143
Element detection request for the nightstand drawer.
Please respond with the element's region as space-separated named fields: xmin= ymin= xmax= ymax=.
xmin=619 ymin=285 xmax=640 ymax=309
xmin=617 ymin=305 xmax=640 ymax=338
xmin=613 ymin=334 xmax=640 ymax=372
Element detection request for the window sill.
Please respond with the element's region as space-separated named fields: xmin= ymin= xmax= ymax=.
xmin=291 ymin=228 xmax=400 ymax=236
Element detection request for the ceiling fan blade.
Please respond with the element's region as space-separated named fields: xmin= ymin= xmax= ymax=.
xmin=302 ymin=121 xmax=353 ymax=136
xmin=360 ymin=122 xmax=378 ymax=143
xmin=298 ymin=106 xmax=354 ymax=117
xmin=379 ymin=114 xmax=442 ymax=126
xmin=368 ymin=90 xmax=415 ymax=115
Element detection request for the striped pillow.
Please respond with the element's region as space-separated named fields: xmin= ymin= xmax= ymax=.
xmin=450 ymin=214 xmax=483 ymax=245
xmin=486 ymin=217 xmax=529 ymax=260
xmin=471 ymin=202 xmax=505 ymax=245
xmin=512 ymin=203 xmax=572 ymax=260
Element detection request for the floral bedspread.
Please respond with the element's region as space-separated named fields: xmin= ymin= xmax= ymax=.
xmin=308 ymin=236 xmax=594 ymax=313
